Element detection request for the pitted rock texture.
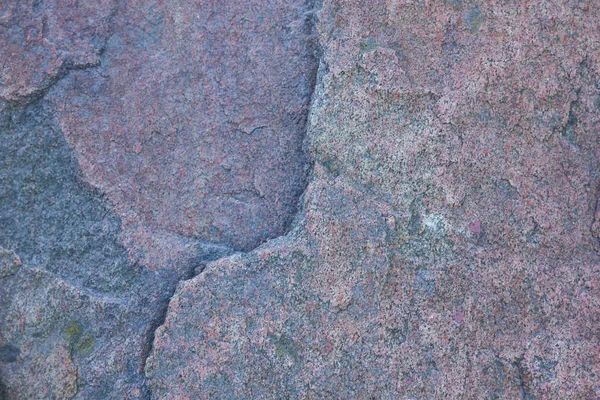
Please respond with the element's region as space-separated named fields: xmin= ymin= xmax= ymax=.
xmin=48 ymin=0 xmax=317 ymax=258
xmin=2 ymin=0 xmax=600 ymax=399
xmin=0 ymin=0 xmax=317 ymax=398
xmin=146 ymin=0 xmax=600 ymax=399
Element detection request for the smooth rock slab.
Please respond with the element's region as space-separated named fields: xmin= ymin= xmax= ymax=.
xmin=49 ymin=0 xmax=318 ymax=259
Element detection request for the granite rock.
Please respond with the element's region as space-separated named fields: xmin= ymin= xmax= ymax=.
xmin=47 ymin=0 xmax=317 ymax=257
xmin=2 ymin=0 xmax=600 ymax=399
xmin=147 ymin=0 xmax=600 ymax=399
xmin=1 ymin=0 xmax=317 ymax=398
xmin=0 ymin=0 xmax=116 ymax=103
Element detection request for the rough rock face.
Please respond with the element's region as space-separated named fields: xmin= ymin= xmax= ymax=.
xmin=0 ymin=102 xmax=226 ymax=398
xmin=0 ymin=0 xmax=116 ymax=103
xmin=2 ymin=0 xmax=600 ymax=399
xmin=1 ymin=0 xmax=317 ymax=398
xmin=47 ymin=0 xmax=317 ymax=255
xmin=147 ymin=0 xmax=600 ymax=399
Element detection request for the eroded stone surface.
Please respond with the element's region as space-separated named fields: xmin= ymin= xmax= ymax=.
xmin=0 ymin=0 xmax=317 ymax=398
xmin=0 ymin=249 xmax=21 ymax=279
xmin=2 ymin=0 xmax=600 ymax=398
xmin=0 ymin=103 xmax=217 ymax=399
xmin=0 ymin=0 xmax=116 ymax=103
xmin=147 ymin=1 xmax=600 ymax=398
xmin=48 ymin=0 xmax=317 ymax=258
xmin=0 ymin=259 xmax=148 ymax=399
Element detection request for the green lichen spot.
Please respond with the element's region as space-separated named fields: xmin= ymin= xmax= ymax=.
xmin=274 ymin=343 xmax=287 ymax=358
xmin=63 ymin=321 xmax=82 ymax=343
xmin=63 ymin=321 xmax=95 ymax=354
xmin=464 ymin=6 xmax=484 ymax=33
xmin=269 ymin=333 xmax=299 ymax=360
xmin=359 ymin=38 xmax=378 ymax=53
xmin=75 ymin=335 xmax=95 ymax=354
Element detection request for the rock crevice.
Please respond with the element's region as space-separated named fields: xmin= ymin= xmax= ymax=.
xmin=0 ymin=0 xmax=321 ymax=398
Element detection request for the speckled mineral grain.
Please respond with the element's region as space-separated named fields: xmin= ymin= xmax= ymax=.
xmin=2 ymin=0 xmax=600 ymax=399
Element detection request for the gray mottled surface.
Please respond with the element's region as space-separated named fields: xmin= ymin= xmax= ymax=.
xmin=0 ymin=101 xmax=231 ymax=398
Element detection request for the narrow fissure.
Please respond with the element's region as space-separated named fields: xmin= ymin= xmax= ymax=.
xmin=138 ymin=2 xmax=324 ymax=398
xmin=0 ymin=1 xmax=323 ymax=398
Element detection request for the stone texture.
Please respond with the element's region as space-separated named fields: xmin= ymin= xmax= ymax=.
xmin=2 ymin=0 xmax=600 ymax=399
xmin=0 ymin=249 xmax=21 ymax=279
xmin=48 ymin=0 xmax=317 ymax=258
xmin=1 ymin=0 xmax=317 ymax=398
xmin=0 ymin=102 xmax=222 ymax=399
xmin=146 ymin=0 xmax=600 ymax=398
xmin=0 ymin=0 xmax=116 ymax=103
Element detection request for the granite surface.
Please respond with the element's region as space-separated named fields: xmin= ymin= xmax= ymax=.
xmin=1 ymin=0 xmax=599 ymax=399
xmin=1 ymin=0 xmax=316 ymax=398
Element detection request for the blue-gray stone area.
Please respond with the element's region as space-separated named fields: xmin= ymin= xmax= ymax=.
xmin=0 ymin=101 xmax=159 ymax=399
xmin=0 ymin=101 xmax=136 ymax=295
xmin=0 ymin=99 xmax=235 ymax=399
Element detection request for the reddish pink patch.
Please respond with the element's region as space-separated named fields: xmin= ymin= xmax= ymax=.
xmin=469 ymin=220 xmax=481 ymax=234
xmin=455 ymin=310 xmax=464 ymax=324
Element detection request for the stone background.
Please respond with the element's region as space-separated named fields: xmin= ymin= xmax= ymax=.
xmin=1 ymin=0 xmax=599 ymax=399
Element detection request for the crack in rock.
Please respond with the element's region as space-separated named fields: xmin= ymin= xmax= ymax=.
xmin=0 ymin=0 xmax=320 ymax=398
